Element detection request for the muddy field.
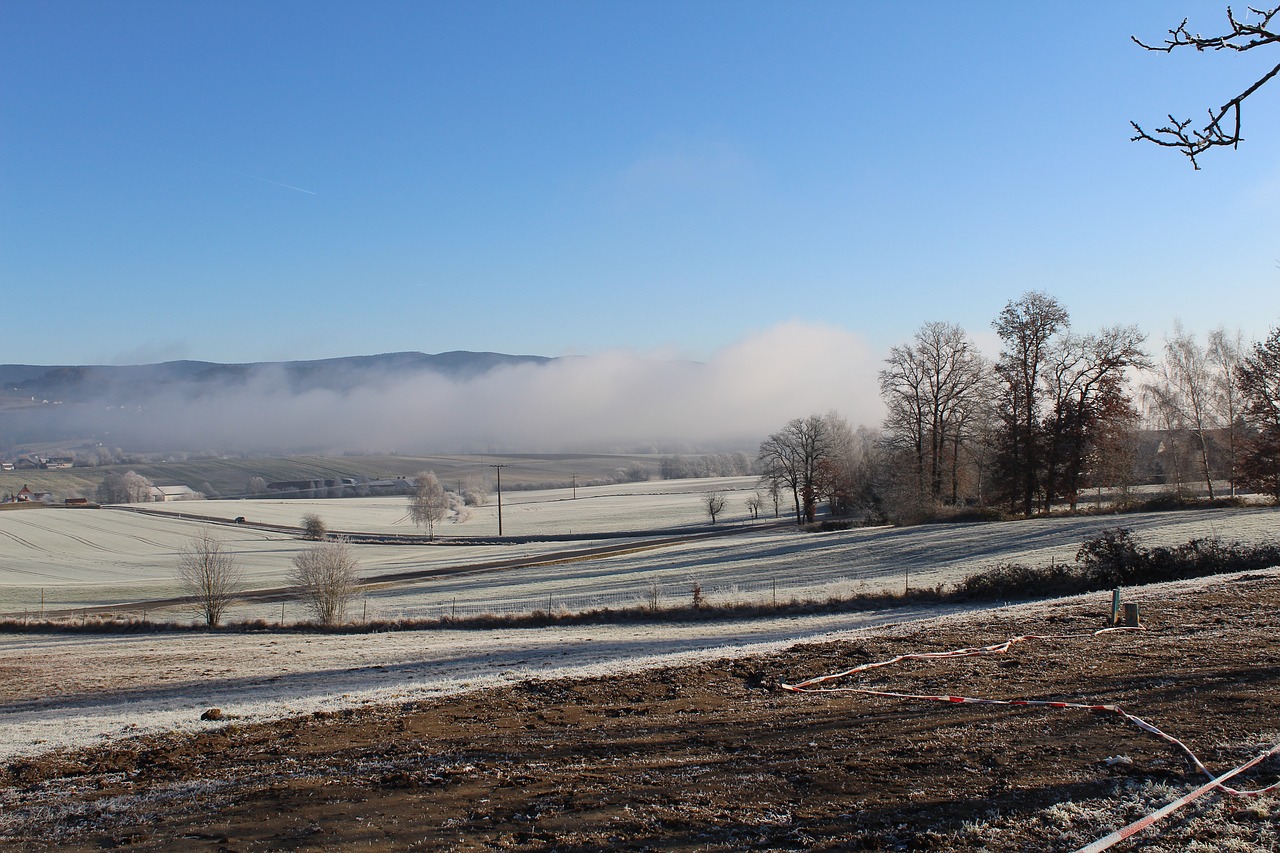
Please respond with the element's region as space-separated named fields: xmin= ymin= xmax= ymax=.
xmin=3 ymin=569 xmax=1279 ymax=851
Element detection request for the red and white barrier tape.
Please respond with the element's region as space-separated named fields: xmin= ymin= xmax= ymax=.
xmin=781 ymin=627 xmax=1280 ymax=798
xmin=1074 ymin=740 xmax=1280 ymax=853
xmin=782 ymin=627 xmax=1140 ymax=692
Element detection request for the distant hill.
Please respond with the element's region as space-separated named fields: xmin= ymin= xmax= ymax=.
xmin=0 ymin=351 xmax=554 ymax=404
xmin=0 ymin=351 xmax=558 ymax=452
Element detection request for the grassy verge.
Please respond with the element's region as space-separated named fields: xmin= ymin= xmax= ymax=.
xmin=0 ymin=587 xmax=951 ymax=635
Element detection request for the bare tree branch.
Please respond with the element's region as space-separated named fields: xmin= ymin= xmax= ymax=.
xmin=1131 ymin=5 xmax=1280 ymax=168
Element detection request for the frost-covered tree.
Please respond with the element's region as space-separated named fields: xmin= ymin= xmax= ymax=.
xmin=1131 ymin=5 xmax=1280 ymax=168
xmin=301 ymin=513 xmax=327 ymax=541
xmin=177 ymin=529 xmax=243 ymax=627
xmin=409 ymin=470 xmax=449 ymax=540
xmin=96 ymin=470 xmax=154 ymax=504
xmin=290 ymin=538 xmax=359 ymax=626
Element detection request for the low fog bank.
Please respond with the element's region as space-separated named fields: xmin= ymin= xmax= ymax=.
xmin=5 ymin=323 xmax=884 ymax=455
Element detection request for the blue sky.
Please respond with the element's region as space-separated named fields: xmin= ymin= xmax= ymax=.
xmin=4 ymin=1 xmax=1278 ymax=368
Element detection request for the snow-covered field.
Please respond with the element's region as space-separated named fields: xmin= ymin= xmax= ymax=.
xmin=0 ymin=477 xmax=760 ymax=617
xmin=1 ymin=480 xmax=1278 ymax=624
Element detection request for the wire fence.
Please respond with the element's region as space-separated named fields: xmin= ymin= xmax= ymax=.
xmin=3 ymin=572 xmax=918 ymax=626
xmin=361 ymin=573 xmax=908 ymax=623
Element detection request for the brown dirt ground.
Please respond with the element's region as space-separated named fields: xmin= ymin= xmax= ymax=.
xmin=3 ymin=573 xmax=1280 ymax=852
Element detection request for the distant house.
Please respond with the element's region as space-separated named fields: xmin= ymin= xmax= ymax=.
xmin=45 ymin=457 xmax=74 ymax=469
xmin=14 ymin=456 xmax=44 ymax=470
xmin=11 ymin=485 xmax=52 ymax=503
xmin=149 ymin=484 xmax=201 ymax=502
xmin=0 ymin=461 xmax=14 ymax=472
xmin=365 ymin=477 xmax=408 ymax=487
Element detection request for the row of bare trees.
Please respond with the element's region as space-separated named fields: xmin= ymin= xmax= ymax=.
xmin=756 ymin=413 xmax=880 ymax=525
xmin=762 ymin=293 xmax=1280 ymax=525
xmin=178 ymin=525 xmax=360 ymax=628
xmin=877 ymin=292 xmax=1280 ymax=518
xmin=989 ymin=293 xmax=1150 ymax=517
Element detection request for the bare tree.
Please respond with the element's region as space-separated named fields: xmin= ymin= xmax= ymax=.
xmin=301 ymin=513 xmax=327 ymax=541
xmin=1144 ymin=380 xmax=1191 ymax=498
xmin=246 ymin=476 xmax=268 ymax=495
xmin=1209 ymin=327 xmax=1247 ymax=495
xmin=176 ymin=529 xmax=243 ymax=627
xmin=745 ymin=492 xmax=762 ymax=520
xmin=290 ymin=538 xmax=359 ymax=626
xmin=815 ymin=412 xmax=856 ymax=516
xmin=1147 ymin=323 xmax=1220 ymax=498
xmin=1132 ymin=5 xmax=1280 ymax=168
xmin=1042 ymin=326 xmax=1149 ymax=511
xmin=409 ymin=470 xmax=449 ymax=540
xmin=758 ymin=415 xmax=831 ymax=524
xmin=704 ymin=491 xmax=727 ymax=524
xmin=993 ymin=291 xmax=1071 ymax=517
xmin=880 ymin=322 xmax=990 ymax=509
xmin=765 ymin=478 xmax=782 ymax=518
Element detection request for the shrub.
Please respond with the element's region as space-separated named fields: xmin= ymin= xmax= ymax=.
xmin=1075 ymin=527 xmax=1146 ymax=586
xmin=301 ymin=513 xmax=327 ymax=541
xmin=957 ymin=560 xmax=1081 ymax=600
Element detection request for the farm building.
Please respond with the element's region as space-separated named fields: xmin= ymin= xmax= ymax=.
xmin=148 ymin=485 xmax=201 ymax=502
xmin=5 ymin=485 xmax=52 ymax=504
xmin=267 ymin=478 xmax=356 ymax=492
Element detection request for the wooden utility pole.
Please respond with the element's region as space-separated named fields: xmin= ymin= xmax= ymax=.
xmin=489 ymin=464 xmax=508 ymax=536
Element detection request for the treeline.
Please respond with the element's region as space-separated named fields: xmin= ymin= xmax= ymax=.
xmin=759 ymin=291 xmax=1280 ymax=525
xmin=658 ymin=453 xmax=754 ymax=480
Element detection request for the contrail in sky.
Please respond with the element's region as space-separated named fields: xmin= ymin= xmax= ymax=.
xmin=159 ymin=149 xmax=317 ymax=195
xmin=239 ymin=173 xmax=317 ymax=195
